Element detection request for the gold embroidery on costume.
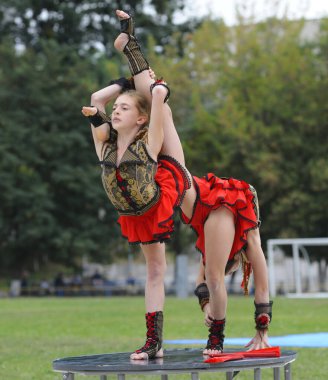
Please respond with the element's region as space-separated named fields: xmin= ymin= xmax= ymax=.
xmin=101 ymin=128 xmax=160 ymax=215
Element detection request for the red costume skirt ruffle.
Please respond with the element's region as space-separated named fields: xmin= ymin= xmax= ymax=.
xmin=181 ymin=174 xmax=259 ymax=293
xmin=117 ymin=156 xmax=190 ymax=245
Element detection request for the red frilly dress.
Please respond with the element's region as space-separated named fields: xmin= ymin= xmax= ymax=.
xmin=100 ymin=126 xmax=190 ymax=245
xmin=181 ymin=174 xmax=260 ymax=293
xmin=117 ymin=156 xmax=190 ymax=244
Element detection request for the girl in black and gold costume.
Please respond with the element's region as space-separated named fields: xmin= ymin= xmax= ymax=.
xmin=111 ymin=10 xmax=273 ymax=358
xmin=82 ymin=80 xmax=190 ymax=360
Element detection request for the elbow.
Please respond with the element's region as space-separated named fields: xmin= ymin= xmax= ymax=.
xmin=90 ymin=92 xmax=104 ymax=108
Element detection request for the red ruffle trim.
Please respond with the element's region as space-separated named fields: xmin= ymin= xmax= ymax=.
xmin=117 ymin=156 xmax=190 ymax=245
xmin=181 ymin=173 xmax=258 ymax=264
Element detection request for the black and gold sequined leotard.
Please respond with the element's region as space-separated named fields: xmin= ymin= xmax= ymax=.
xmin=100 ymin=127 xmax=161 ymax=216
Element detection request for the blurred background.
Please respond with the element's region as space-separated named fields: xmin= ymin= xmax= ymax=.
xmin=0 ymin=0 xmax=327 ymax=297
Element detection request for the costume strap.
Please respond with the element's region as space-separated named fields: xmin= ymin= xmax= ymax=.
xmin=109 ymin=76 xmax=135 ymax=92
xmin=150 ymin=79 xmax=170 ymax=103
xmin=254 ymin=300 xmax=273 ymax=330
xmin=87 ymin=108 xmax=111 ymax=128
xmin=194 ymin=282 xmax=209 ymax=311
xmin=206 ymin=318 xmax=225 ymax=352
xmin=134 ymin=311 xmax=163 ymax=359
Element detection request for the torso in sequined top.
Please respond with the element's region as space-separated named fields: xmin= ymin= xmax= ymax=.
xmin=100 ymin=127 xmax=160 ymax=216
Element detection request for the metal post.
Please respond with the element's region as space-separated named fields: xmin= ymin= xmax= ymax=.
xmin=161 ymin=375 xmax=169 ymax=380
xmin=274 ymin=367 xmax=280 ymax=380
xmin=226 ymin=372 xmax=234 ymax=380
xmin=254 ymin=368 xmax=261 ymax=380
xmin=100 ymin=376 xmax=107 ymax=380
xmin=63 ymin=373 xmax=74 ymax=380
xmin=117 ymin=374 xmax=125 ymax=380
xmin=284 ymin=363 xmax=292 ymax=380
xmin=292 ymin=244 xmax=302 ymax=294
xmin=267 ymin=240 xmax=276 ymax=297
xmin=191 ymin=372 xmax=200 ymax=380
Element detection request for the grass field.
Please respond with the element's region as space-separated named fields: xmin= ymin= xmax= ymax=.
xmin=0 ymin=296 xmax=327 ymax=380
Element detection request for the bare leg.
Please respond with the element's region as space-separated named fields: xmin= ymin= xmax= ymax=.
xmin=142 ymin=242 xmax=167 ymax=312
xmin=203 ymin=207 xmax=235 ymax=355
xmin=130 ymin=242 xmax=166 ymax=360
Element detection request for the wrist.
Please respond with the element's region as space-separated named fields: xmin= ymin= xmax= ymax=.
xmin=194 ymin=282 xmax=210 ymax=311
xmin=254 ymin=300 xmax=273 ymax=331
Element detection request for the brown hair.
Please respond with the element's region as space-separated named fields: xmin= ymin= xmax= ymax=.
xmin=119 ymin=90 xmax=150 ymax=127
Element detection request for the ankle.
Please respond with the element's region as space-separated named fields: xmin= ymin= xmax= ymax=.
xmin=206 ymin=318 xmax=226 ymax=352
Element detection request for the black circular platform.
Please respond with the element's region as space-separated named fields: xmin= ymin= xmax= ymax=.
xmin=53 ymin=348 xmax=297 ymax=375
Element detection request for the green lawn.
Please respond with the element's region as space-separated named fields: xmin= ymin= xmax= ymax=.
xmin=0 ymin=296 xmax=327 ymax=379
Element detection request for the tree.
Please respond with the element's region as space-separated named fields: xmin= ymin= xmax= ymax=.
xmin=0 ymin=39 xmax=122 ymax=274
xmin=149 ymin=15 xmax=328 ymax=251
xmin=0 ymin=0 xmax=194 ymax=55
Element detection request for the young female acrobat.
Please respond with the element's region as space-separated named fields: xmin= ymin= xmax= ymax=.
xmin=89 ymin=9 xmax=273 ymax=358
xmin=82 ymin=78 xmax=191 ymax=361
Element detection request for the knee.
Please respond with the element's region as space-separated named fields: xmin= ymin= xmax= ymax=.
xmin=205 ymin=269 xmax=225 ymax=291
xmin=147 ymin=261 xmax=167 ymax=283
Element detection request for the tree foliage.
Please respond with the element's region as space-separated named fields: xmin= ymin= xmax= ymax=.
xmin=0 ymin=40 xmax=122 ymax=274
xmin=149 ymin=16 xmax=328 ymax=247
xmin=0 ymin=0 xmax=193 ymax=55
xmin=0 ymin=0 xmax=327 ymax=275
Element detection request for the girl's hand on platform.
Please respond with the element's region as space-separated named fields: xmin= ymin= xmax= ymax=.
xmin=245 ymin=330 xmax=271 ymax=351
xmin=203 ymin=304 xmax=213 ymax=327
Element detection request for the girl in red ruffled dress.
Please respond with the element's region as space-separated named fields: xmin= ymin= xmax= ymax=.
xmin=111 ymin=9 xmax=273 ymax=358
xmin=82 ymin=80 xmax=190 ymax=360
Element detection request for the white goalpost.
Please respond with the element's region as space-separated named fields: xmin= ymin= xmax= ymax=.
xmin=267 ymin=237 xmax=328 ymax=297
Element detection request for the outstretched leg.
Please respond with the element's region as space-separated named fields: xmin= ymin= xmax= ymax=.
xmin=114 ymin=10 xmax=196 ymax=219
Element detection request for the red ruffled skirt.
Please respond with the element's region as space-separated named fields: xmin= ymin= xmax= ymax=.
xmin=181 ymin=174 xmax=259 ymax=292
xmin=118 ymin=156 xmax=190 ymax=245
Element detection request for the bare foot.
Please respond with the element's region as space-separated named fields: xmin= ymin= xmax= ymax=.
xmin=114 ymin=10 xmax=130 ymax=51
xmin=203 ymin=348 xmax=222 ymax=356
xmin=130 ymin=347 xmax=164 ymax=360
xmin=81 ymin=106 xmax=97 ymax=117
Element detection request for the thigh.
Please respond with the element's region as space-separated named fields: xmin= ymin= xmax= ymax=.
xmin=204 ymin=207 xmax=235 ymax=275
xmin=140 ymin=242 xmax=166 ymax=266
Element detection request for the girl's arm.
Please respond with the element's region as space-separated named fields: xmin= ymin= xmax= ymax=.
xmin=82 ymin=84 xmax=121 ymax=160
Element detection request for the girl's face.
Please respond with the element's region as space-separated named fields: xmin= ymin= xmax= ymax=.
xmin=111 ymin=94 xmax=146 ymax=131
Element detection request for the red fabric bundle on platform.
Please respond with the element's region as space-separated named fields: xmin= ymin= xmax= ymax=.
xmin=204 ymin=346 xmax=281 ymax=363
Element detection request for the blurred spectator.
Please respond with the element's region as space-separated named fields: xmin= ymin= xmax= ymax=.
xmin=91 ymin=270 xmax=103 ymax=285
xmin=54 ymin=272 xmax=65 ymax=296
xmin=20 ymin=270 xmax=30 ymax=296
xmin=39 ymin=279 xmax=51 ymax=296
